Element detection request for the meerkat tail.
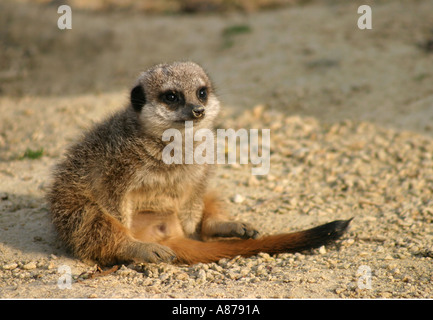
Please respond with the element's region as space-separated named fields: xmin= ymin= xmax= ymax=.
xmin=162 ymin=218 xmax=352 ymax=265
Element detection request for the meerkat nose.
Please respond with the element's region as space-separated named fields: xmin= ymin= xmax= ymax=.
xmin=192 ymin=106 xmax=205 ymax=118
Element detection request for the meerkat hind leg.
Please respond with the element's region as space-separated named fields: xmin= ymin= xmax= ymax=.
xmin=200 ymin=193 xmax=260 ymax=240
xmin=203 ymin=220 xmax=260 ymax=239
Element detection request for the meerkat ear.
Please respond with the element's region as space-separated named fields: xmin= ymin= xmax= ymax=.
xmin=130 ymin=84 xmax=146 ymax=112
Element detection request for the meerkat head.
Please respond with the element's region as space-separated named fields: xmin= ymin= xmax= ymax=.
xmin=130 ymin=61 xmax=220 ymax=138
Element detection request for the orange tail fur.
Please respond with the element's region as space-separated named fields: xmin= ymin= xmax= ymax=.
xmin=162 ymin=219 xmax=352 ymax=264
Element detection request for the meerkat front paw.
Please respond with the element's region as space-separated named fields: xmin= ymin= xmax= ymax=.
xmin=129 ymin=242 xmax=177 ymax=263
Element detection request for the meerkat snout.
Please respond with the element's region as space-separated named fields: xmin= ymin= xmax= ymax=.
xmin=191 ymin=105 xmax=205 ymax=118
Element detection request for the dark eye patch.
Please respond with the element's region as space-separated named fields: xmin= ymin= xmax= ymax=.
xmin=163 ymin=91 xmax=179 ymax=103
xmin=160 ymin=90 xmax=184 ymax=108
xmin=197 ymin=87 xmax=208 ymax=102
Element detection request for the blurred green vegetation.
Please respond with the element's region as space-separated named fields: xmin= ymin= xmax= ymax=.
xmin=20 ymin=148 xmax=44 ymax=160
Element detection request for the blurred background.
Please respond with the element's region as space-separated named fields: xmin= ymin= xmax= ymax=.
xmin=1 ymin=0 xmax=433 ymax=134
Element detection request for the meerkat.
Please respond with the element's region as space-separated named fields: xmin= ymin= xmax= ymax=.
xmin=47 ymin=61 xmax=351 ymax=266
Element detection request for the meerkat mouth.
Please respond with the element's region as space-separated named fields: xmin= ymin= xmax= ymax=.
xmin=192 ymin=107 xmax=205 ymax=119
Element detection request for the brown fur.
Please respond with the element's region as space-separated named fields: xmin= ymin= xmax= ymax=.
xmin=47 ymin=61 xmax=351 ymax=266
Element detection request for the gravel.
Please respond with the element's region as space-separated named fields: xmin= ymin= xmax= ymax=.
xmin=1 ymin=106 xmax=433 ymax=299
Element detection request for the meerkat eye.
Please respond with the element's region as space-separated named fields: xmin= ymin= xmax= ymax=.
xmin=197 ymin=87 xmax=208 ymax=101
xmin=163 ymin=91 xmax=179 ymax=103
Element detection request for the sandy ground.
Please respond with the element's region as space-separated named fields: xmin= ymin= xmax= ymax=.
xmin=1 ymin=0 xmax=433 ymax=300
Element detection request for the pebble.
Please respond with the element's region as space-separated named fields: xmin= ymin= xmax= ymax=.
xmin=2 ymin=263 xmax=18 ymax=270
xmin=335 ymin=287 xmax=346 ymax=294
xmin=380 ymin=292 xmax=392 ymax=298
xmin=22 ymin=262 xmax=37 ymax=270
xmin=295 ymin=253 xmax=305 ymax=261
xmin=248 ymin=175 xmax=260 ymax=187
xmin=196 ymin=269 xmax=206 ymax=281
xmin=175 ymin=272 xmax=189 ymax=281
xmin=376 ymin=246 xmax=385 ymax=253
xmin=117 ymin=265 xmax=135 ymax=277
xmin=343 ymin=239 xmax=355 ymax=246
xmin=159 ymin=273 xmax=170 ymax=282
xmin=233 ymin=194 xmax=245 ymax=204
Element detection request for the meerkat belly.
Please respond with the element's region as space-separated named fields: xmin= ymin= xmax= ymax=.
xmin=127 ymin=188 xmax=192 ymax=242
xmin=126 ymin=177 xmax=193 ymax=212
xmin=124 ymin=163 xmax=208 ymax=239
xmin=124 ymin=184 xmax=197 ymax=238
